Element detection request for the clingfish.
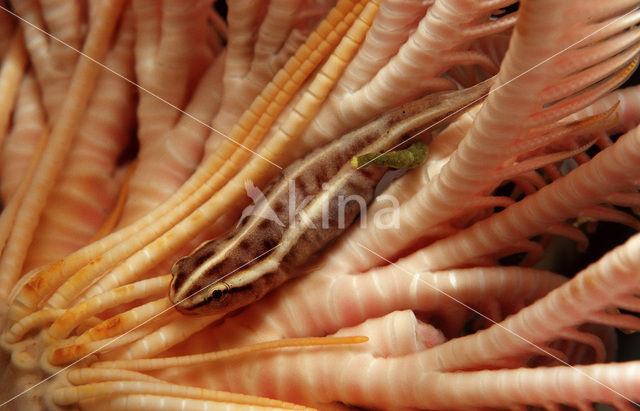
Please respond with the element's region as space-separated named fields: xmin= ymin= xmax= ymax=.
xmin=169 ymin=78 xmax=494 ymax=316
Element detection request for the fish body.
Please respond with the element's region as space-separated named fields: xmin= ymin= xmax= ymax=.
xmin=169 ymin=78 xmax=494 ymax=315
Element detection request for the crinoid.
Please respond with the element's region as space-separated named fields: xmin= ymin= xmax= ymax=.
xmin=2 ymin=0 xmax=640 ymax=409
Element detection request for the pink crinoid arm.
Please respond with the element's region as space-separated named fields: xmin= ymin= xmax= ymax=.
xmin=2 ymin=0 xmax=640 ymax=410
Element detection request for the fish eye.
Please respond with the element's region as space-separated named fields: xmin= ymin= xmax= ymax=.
xmin=210 ymin=282 xmax=229 ymax=302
